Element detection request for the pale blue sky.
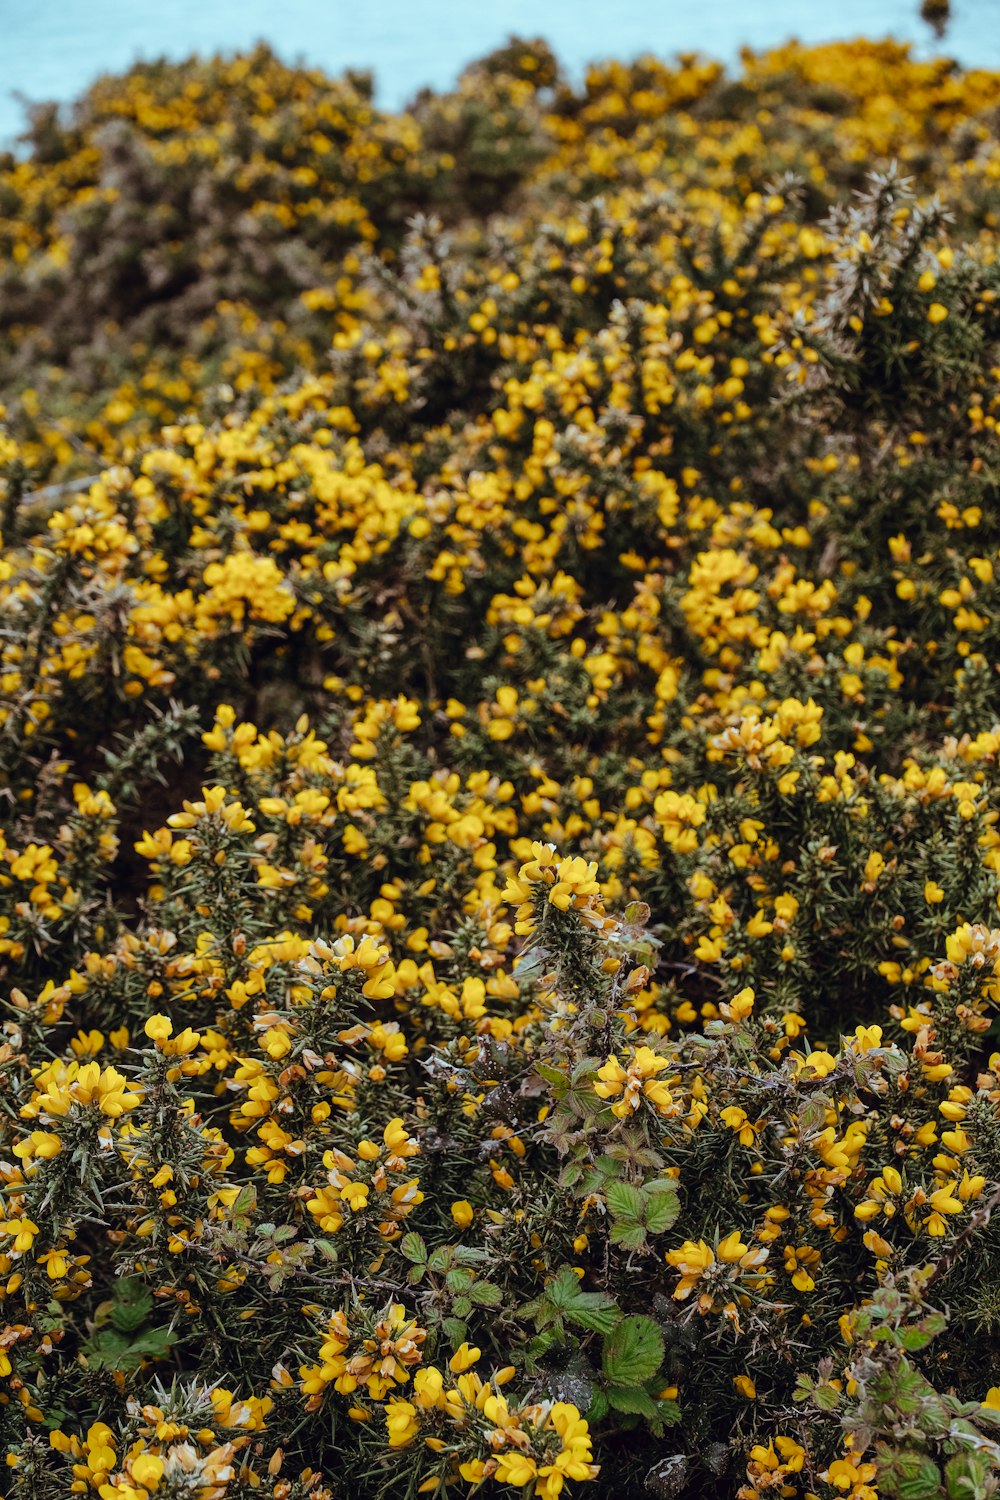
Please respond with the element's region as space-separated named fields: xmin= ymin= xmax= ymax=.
xmin=2 ymin=0 xmax=999 ymax=146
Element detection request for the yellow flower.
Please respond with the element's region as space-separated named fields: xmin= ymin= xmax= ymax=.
xmin=721 ymin=986 xmax=755 ymax=1022
xmin=717 ymin=1231 xmax=749 ymax=1263
xmin=802 ymin=1050 xmax=836 ymax=1078
xmin=384 ymin=1399 xmax=418 ymax=1448
xmin=34 ymin=1062 xmax=141 ymax=1118
xmin=850 ymin=1024 xmax=883 ymax=1054
xmin=824 ymin=1455 xmax=878 ymax=1489
xmin=131 ymin=1454 xmax=164 ymax=1488
xmin=494 ymin=1452 xmax=538 ymax=1486
xmin=594 ymin=1046 xmax=675 ymax=1118
xmin=12 ymin=1130 xmax=62 ymax=1161
xmin=38 ymin=1248 xmax=69 ymax=1279
xmin=341 ymin=1181 xmax=370 ymax=1212
xmin=666 ymin=1238 xmax=714 ymax=1298
xmin=720 ymin=1106 xmax=758 ymax=1147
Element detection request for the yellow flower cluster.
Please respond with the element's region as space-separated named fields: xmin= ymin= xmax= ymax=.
xmin=3 ymin=32 xmax=1000 ymax=1500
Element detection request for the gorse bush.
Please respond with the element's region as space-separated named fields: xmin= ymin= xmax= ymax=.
xmin=1 ymin=33 xmax=1000 ymax=1500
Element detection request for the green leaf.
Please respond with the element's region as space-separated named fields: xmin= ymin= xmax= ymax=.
xmin=643 ymin=1180 xmax=680 ymax=1235
xmin=566 ymin=1301 xmax=620 ymax=1336
xmin=573 ymin=1287 xmax=618 ymax=1311
xmin=513 ymin=946 xmax=552 ymax=983
xmin=571 ymin=1057 xmax=602 ymax=1084
xmin=607 ymin=1181 xmax=645 ymax=1222
xmin=945 ymin=1452 xmax=991 ymax=1500
xmin=899 ymin=1329 xmax=934 ymax=1351
xmin=526 ymin=1330 xmax=560 ymax=1362
xmin=587 ymin=1389 xmax=609 ymax=1424
xmin=109 ymin=1278 xmax=153 ymax=1333
xmin=579 ymin=1157 xmax=622 ymax=1197
xmin=624 ymin=901 xmax=651 ymax=926
xmin=609 ymin=1222 xmax=647 ymax=1250
xmin=893 ymin=1453 xmax=944 ymax=1500
xmin=576 ymin=1087 xmax=611 ymax=1119
xmin=454 ymin=1246 xmax=489 ymax=1266
xmin=602 ymin=1315 xmax=665 ymax=1387
xmin=799 ymin=1097 xmax=830 ymax=1135
xmin=232 ymin=1184 xmax=257 ymax=1216
xmin=547 ymin=1267 xmax=587 ymax=1309
xmin=899 ymin=1313 xmax=947 ymax=1350
xmin=442 ymin=1317 xmax=467 ymax=1345
xmin=89 ymin=1329 xmax=129 ymax=1357
xmin=607 ymin=1384 xmax=660 ymax=1418
xmin=521 ymin=1266 xmax=619 ymax=1339
xmin=470 ymin=1281 xmax=503 ymax=1307
xmin=136 ymin=1327 xmax=174 ymax=1356
xmin=85 ymin=1322 xmax=175 ymax=1372
xmin=400 ymin=1233 xmax=427 ymax=1263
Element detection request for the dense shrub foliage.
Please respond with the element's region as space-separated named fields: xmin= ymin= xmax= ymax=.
xmin=2 ymin=34 xmax=1000 ymax=1500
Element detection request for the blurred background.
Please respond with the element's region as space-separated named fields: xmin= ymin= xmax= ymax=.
xmin=2 ymin=0 xmax=999 ymax=145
